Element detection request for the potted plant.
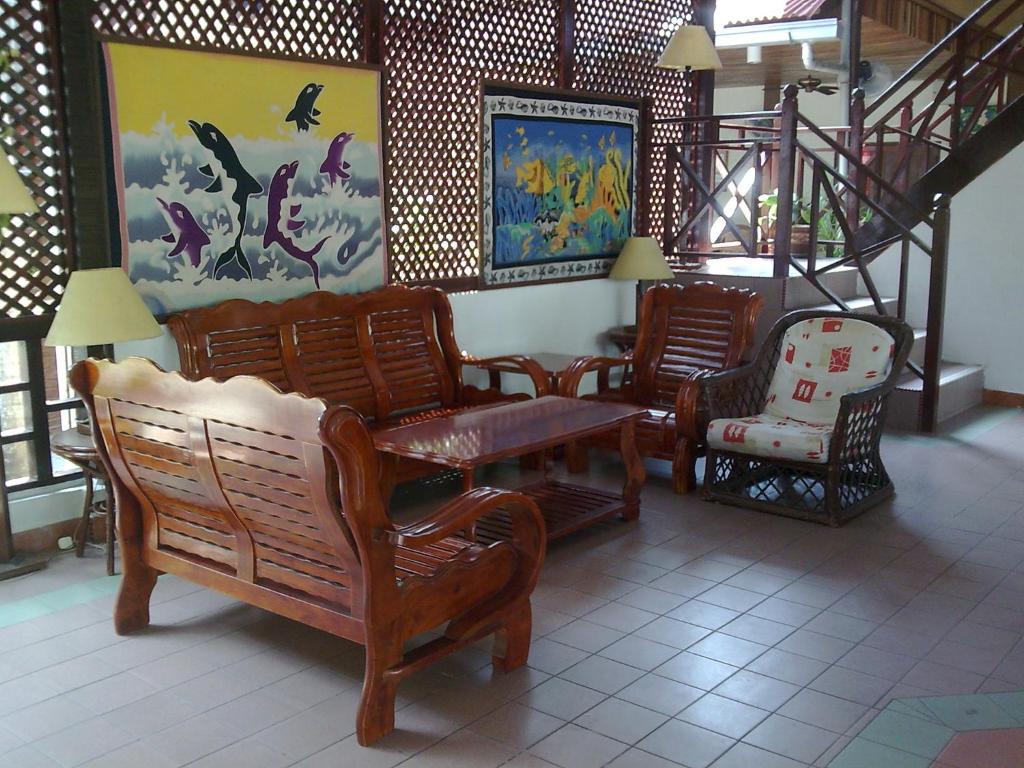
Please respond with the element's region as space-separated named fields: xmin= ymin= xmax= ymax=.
xmin=757 ymin=189 xmax=810 ymax=255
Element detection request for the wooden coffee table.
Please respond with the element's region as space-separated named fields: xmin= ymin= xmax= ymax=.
xmin=373 ymin=396 xmax=647 ymax=543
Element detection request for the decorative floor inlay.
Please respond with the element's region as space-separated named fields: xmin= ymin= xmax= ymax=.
xmin=831 ymin=692 xmax=1024 ymax=768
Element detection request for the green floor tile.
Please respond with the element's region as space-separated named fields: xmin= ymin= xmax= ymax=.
xmin=984 ymin=692 xmax=1024 ymax=726
xmin=35 ymin=582 xmax=109 ymax=610
xmin=858 ymin=709 xmax=955 ymax=759
xmin=884 ymin=704 xmax=946 ymax=729
xmin=921 ymin=694 xmax=1020 ymax=731
xmin=0 ymin=599 xmax=51 ymax=628
xmin=829 ymin=737 xmax=933 ymax=768
xmin=889 ymin=698 xmax=944 ymax=724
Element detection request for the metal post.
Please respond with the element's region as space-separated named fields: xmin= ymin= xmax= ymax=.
xmin=921 ymin=195 xmax=951 ymax=433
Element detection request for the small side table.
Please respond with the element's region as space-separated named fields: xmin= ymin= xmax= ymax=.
xmin=51 ymin=429 xmax=116 ymax=576
xmin=479 ymin=352 xmax=581 ymax=395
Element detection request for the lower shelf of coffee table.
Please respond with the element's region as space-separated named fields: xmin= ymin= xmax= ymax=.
xmin=475 ymin=480 xmax=631 ymax=545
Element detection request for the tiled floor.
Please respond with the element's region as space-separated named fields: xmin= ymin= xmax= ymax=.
xmin=2 ymin=406 xmax=1024 ymax=767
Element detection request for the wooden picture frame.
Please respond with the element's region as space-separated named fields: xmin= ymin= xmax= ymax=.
xmin=98 ymin=36 xmax=389 ymax=314
xmin=479 ymin=82 xmax=645 ymax=288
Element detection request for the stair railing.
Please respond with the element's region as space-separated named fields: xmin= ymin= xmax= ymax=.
xmin=862 ymin=0 xmax=1024 ymax=190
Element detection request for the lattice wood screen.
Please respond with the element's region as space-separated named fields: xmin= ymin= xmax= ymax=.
xmin=383 ymin=0 xmax=562 ymax=286
xmin=0 ymin=0 xmax=697 ymax=318
xmin=0 ymin=0 xmax=73 ymax=320
xmin=573 ymin=0 xmax=697 ymax=248
xmin=92 ymin=0 xmax=364 ymax=60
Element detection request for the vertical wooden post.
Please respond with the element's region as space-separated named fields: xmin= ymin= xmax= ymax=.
xmin=897 ymin=104 xmax=912 ymax=192
xmin=556 ymin=0 xmax=576 ymax=89
xmin=662 ymin=147 xmax=678 ymax=261
xmin=637 ymin=96 xmax=654 ymax=237
xmin=695 ymin=0 xmax=717 ymax=255
xmin=846 ymin=0 xmax=863 ymax=92
xmin=897 ymin=236 xmax=910 ymax=321
xmin=922 ymin=195 xmax=951 ymax=433
xmin=363 ymin=0 xmax=384 ymax=66
xmin=847 ymin=89 xmax=865 ymax=234
xmin=53 ymin=0 xmax=109 ymax=270
xmin=774 ymin=84 xmax=799 ymax=278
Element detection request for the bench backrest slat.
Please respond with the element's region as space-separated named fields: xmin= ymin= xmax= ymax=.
xmin=79 ymin=358 xmax=374 ymax=613
xmin=168 ymin=286 xmax=463 ymax=421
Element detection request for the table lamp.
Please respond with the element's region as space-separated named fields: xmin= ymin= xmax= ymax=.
xmin=657 ymin=25 xmax=723 ymax=72
xmin=610 ymin=236 xmax=675 ymax=325
xmin=45 ymin=268 xmax=162 ymax=432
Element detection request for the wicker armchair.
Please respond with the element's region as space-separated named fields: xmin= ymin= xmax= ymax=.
xmin=559 ymin=282 xmax=763 ymax=494
xmin=691 ymin=310 xmax=914 ymax=526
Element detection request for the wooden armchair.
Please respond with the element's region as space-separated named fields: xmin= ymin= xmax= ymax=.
xmin=559 ymin=282 xmax=764 ymax=493
xmin=71 ymin=357 xmax=545 ymax=746
xmin=696 ymin=311 xmax=913 ymax=526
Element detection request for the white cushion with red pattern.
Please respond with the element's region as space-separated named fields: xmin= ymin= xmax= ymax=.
xmin=764 ymin=317 xmax=895 ymax=426
xmin=706 ymin=317 xmax=895 ymax=464
xmin=706 ymin=414 xmax=833 ymax=463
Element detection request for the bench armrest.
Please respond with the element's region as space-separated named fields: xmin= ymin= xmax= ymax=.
xmin=462 ymin=354 xmax=552 ymax=397
xmin=559 ymin=355 xmax=633 ymax=397
xmin=390 ymin=487 xmax=545 ymax=549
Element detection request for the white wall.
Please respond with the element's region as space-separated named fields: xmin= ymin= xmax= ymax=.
xmin=872 ymin=142 xmax=1024 ymax=394
xmin=14 ymin=279 xmax=633 ymax=534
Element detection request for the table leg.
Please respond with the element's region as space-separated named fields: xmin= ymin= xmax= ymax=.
xmin=105 ymin=490 xmax=116 ymax=576
xmin=379 ymin=454 xmax=400 ymax=506
xmin=619 ymin=419 xmax=645 ymax=521
xmin=75 ymin=472 xmax=95 ymax=558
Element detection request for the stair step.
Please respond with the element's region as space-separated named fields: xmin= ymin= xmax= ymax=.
xmin=801 ymin=295 xmax=898 ymax=315
xmin=887 ymin=363 xmax=984 ymax=431
xmin=909 ymin=328 xmax=927 ymax=369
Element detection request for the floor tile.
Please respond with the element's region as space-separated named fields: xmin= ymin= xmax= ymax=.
xmin=828 ymin=736 xmax=932 ymax=768
xmin=710 ymin=742 xmax=808 ymax=768
xmin=547 ymin=620 xmax=625 ymax=653
xmin=634 ymin=616 xmax=710 ymax=650
xmin=679 ymin=693 xmax=770 ymax=739
xmin=855 ymin=708 xmax=954 ymax=758
xmin=560 ymin=655 xmax=645 ymax=695
xmin=688 ymin=632 xmax=768 ymax=668
xmin=667 ymin=601 xmax=741 ymax=630
xmin=777 ymin=630 xmax=855 ymax=664
xmin=637 ymin=718 xmax=735 ymax=767
xmin=777 ymin=688 xmax=868 ymax=733
xmin=615 ymin=673 xmax=704 ymax=716
xmin=743 ymin=714 xmax=838 ymax=764
xmin=517 ymin=678 xmax=607 ymax=721
xmin=655 ymin=652 xmax=738 ymax=691
xmin=748 ymin=649 xmax=830 ymax=687
xmin=720 ymin=614 xmax=795 ymax=646
xmin=530 ymin=723 xmax=629 ymax=768
xmin=470 ymin=701 xmax=565 ymax=748
xmin=575 ymin=697 xmax=668 ymax=744
xmin=713 ymin=670 xmax=801 ymax=711
xmin=808 ymin=665 xmax=892 ymax=707
xmin=600 ymin=635 xmax=681 ymax=671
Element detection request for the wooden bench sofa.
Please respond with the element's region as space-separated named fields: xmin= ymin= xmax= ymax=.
xmin=71 ymin=357 xmax=546 ymax=746
xmin=167 ymin=285 xmax=550 ymax=485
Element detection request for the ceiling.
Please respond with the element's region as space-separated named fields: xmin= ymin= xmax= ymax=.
xmin=715 ymin=18 xmax=939 ymax=89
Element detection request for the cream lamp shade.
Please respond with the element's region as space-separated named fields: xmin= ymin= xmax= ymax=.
xmin=0 ymin=155 xmax=37 ymax=215
xmin=657 ymin=25 xmax=724 ymax=71
xmin=45 ymin=268 xmax=162 ymax=347
xmin=610 ymin=237 xmax=675 ymax=281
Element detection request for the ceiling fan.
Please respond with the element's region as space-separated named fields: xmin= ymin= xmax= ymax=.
xmin=797 ymin=74 xmax=839 ymax=95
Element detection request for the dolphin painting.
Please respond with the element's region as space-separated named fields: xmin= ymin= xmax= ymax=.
xmin=286 ymin=83 xmax=324 ymax=132
xmin=263 ymin=161 xmax=330 ymax=288
xmin=319 ymin=131 xmax=353 ymax=186
xmin=157 ymin=197 xmax=210 ymax=268
xmin=187 ymin=120 xmax=263 ymax=279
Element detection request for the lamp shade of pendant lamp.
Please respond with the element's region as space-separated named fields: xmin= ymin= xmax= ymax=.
xmin=657 ymin=25 xmax=724 ymax=72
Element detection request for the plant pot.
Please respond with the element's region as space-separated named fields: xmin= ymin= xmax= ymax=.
xmin=790 ymin=224 xmax=811 ymax=256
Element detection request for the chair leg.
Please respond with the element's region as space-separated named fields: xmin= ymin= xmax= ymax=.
xmin=565 ymin=441 xmax=589 ymax=473
xmin=357 ymin=642 xmax=403 ymax=746
xmin=672 ymin=440 xmax=697 ymax=495
xmin=74 ymin=474 xmax=95 ymax=558
xmin=113 ymin=559 xmax=159 ymax=635
xmin=492 ymin=601 xmax=532 ymax=674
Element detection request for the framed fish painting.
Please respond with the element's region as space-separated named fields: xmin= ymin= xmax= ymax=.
xmin=100 ymin=40 xmax=387 ymax=313
xmin=480 ymin=83 xmax=644 ymax=288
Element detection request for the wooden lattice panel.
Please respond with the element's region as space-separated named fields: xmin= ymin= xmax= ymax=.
xmin=0 ymin=0 xmax=73 ymax=319
xmin=572 ymin=0 xmax=697 ymax=242
xmin=91 ymin=0 xmax=364 ymax=61
xmin=383 ymin=0 xmax=561 ymax=286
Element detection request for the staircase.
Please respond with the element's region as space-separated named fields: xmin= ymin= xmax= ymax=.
xmin=656 ymin=0 xmax=1023 ymax=431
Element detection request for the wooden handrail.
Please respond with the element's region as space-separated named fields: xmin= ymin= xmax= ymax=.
xmin=864 ymin=0 xmax=1022 ymax=118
